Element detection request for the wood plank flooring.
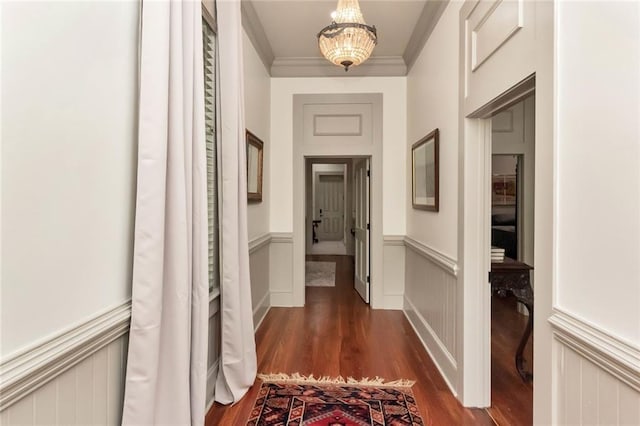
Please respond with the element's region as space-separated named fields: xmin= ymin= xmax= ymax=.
xmin=206 ymin=255 xmax=531 ymax=425
xmin=487 ymin=294 xmax=534 ymax=425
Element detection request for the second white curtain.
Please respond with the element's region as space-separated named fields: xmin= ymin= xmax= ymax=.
xmin=214 ymin=0 xmax=258 ymax=404
xmin=122 ymin=1 xmax=208 ymax=424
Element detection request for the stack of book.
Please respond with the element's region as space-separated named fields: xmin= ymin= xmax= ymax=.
xmin=491 ymin=246 xmax=505 ymax=262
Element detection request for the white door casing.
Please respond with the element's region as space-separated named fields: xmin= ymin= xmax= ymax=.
xmin=458 ymin=2 xmax=554 ymax=424
xmin=353 ymin=158 xmax=370 ymax=303
xmin=292 ymin=93 xmax=383 ymax=308
xmin=316 ymin=174 xmax=344 ymax=241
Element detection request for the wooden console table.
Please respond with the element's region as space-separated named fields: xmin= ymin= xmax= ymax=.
xmin=490 ymin=258 xmax=533 ymax=382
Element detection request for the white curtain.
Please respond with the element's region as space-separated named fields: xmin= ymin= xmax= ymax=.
xmin=214 ymin=0 xmax=258 ymax=404
xmin=122 ymin=1 xmax=208 ymax=424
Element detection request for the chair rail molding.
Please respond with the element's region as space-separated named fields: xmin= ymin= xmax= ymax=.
xmin=249 ymin=233 xmax=272 ymax=254
xmin=403 ymin=236 xmax=458 ymax=276
xmin=549 ymin=308 xmax=640 ymax=392
xmin=270 ymin=232 xmax=294 ymax=244
xmin=0 ymin=300 xmax=132 ymax=411
xmin=383 ymin=235 xmax=406 ymax=246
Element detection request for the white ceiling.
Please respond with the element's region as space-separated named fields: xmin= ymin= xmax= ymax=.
xmin=242 ymin=0 xmax=448 ymax=77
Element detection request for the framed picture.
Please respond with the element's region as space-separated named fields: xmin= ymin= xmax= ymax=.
xmin=246 ymin=130 xmax=264 ymax=202
xmin=412 ymin=128 xmax=439 ymax=211
xmin=492 ymin=174 xmax=516 ymax=205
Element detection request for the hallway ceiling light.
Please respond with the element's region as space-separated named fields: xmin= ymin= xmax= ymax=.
xmin=317 ymin=0 xmax=378 ymax=72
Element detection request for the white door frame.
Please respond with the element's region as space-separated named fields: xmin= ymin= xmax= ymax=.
xmin=457 ymin=3 xmax=554 ymax=419
xmin=458 ymin=77 xmax=536 ymax=408
xmin=292 ymin=93 xmax=383 ymax=308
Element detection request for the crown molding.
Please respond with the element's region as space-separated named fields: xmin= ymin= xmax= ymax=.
xmin=241 ymin=0 xmax=274 ymax=71
xmin=241 ymin=0 xmax=449 ymax=78
xmin=271 ymin=56 xmax=407 ymax=78
xmin=404 ymin=0 xmax=450 ymax=72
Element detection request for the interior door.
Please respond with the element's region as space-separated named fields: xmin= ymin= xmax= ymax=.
xmin=353 ymin=158 xmax=370 ymax=303
xmin=316 ymin=174 xmax=344 ymax=241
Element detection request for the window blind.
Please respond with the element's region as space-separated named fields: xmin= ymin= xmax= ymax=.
xmin=203 ymin=17 xmax=219 ymax=292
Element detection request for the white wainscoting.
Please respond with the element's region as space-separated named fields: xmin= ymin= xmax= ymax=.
xmin=206 ymin=288 xmax=221 ymax=410
xmin=269 ymin=232 xmax=294 ymax=307
xmin=249 ymin=233 xmax=272 ymax=330
xmin=403 ymin=236 xmax=459 ymax=395
xmin=551 ymin=309 xmax=640 ymax=425
xmin=382 ymin=235 xmax=406 ymax=309
xmin=0 ymin=302 xmax=131 ymax=425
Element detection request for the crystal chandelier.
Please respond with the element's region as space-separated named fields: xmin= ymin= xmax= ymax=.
xmin=317 ymin=0 xmax=378 ymax=71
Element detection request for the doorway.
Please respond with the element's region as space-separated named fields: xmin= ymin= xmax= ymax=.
xmin=309 ymin=163 xmax=348 ymax=255
xmin=488 ymin=95 xmax=535 ymax=426
xmin=458 ymin=73 xmax=538 ymax=408
xmin=292 ymin=93 xmax=383 ymax=308
xmin=304 ymin=157 xmax=371 ymax=304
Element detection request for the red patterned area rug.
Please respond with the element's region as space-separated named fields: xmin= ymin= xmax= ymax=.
xmin=247 ymin=373 xmax=425 ymax=426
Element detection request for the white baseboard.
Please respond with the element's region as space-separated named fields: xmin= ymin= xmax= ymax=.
xmin=253 ymin=292 xmax=271 ymax=332
xmin=0 ymin=300 xmax=131 ymax=411
xmin=382 ymin=294 xmax=404 ymax=310
xmin=270 ymin=291 xmax=293 ymax=307
xmin=403 ymin=296 xmax=458 ymax=396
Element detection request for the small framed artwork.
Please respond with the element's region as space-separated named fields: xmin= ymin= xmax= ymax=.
xmin=246 ymin=130 xmax=264 ymax=202
xmin=492 ymin=174 xmax=516 ymax=205
xmin=412 ymin=128 xmax=439 ymax=211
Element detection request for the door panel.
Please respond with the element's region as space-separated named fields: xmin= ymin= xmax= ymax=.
xmin=354 ymin=158 xmax=370 ymax=303
xmin=316 ymin=174 xmax=344 ymax=241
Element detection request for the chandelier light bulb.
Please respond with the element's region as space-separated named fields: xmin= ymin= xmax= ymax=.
xmin=317 ymin=0 xmax=377 ymax=71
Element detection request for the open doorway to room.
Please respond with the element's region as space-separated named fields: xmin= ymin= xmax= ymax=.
xmin=488 ymin=95 xmax=535 ymax=425
xmin=304 ymin=157 xmax=371 ymax=304
xmin=308 ymin=163 xmax=348 ymax=256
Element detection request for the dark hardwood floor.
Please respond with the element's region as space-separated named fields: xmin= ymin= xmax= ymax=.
xmin=206 ymin=255 xmax=531 ymax=425
xmin=488 ymin=293 xmax=534 ymax=425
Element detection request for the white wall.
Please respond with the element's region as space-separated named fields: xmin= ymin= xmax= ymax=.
xmin=403 ymin=0 xmax=462 ymax=395
xmin=270 ymin=77 xmax=406 ymax=236
xmin=243 ymin=29 xmax=271 ymax=331
xmin=554 ymin=11 xmax=640 ymax=421
xmin=556 ymin=1 xmax=640 ymax=344
xmin=1 ymin=1 xmax=138 ymax=359
xmin=406 ymin=1 xmax=461 ymax=259
xmin=244 ymin=30 xmax=271 ymax=241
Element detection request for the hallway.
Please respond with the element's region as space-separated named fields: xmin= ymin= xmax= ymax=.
xmin=309 ymin=240 xmax=348 ymax=255
xmin=206 ymin=255 xmax=494 ymax=425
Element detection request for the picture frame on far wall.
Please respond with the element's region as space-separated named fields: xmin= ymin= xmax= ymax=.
xmin=246 ymin=130 xmax=264 ymax=202
xmin=492 ymin=174 xmax=517 ymax=206
xmin=412 ymin=128 xmax=439 ymax=211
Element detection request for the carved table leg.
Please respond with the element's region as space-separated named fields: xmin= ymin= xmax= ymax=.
xmin=515 ymin=301 xmax=533 ymax=382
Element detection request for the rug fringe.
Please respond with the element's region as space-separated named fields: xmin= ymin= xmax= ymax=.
xmin=257 ymin=372 xmax=416 ymax=388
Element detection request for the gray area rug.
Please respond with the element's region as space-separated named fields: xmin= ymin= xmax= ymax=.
xmin=305 ymin=261 xmax=336 ymax=287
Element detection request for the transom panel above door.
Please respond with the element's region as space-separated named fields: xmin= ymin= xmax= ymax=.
xmin=303 ymin=103 xmax=373 ymax=146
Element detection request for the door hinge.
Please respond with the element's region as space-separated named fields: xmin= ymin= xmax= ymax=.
xmin=366 ymin=223 xmax=370 ymax=230
xmin=488 ymin=271 xmax=492 ymax=282
xmin=366 ymin=276 xmax=370 ymax=283
xmin=367 ymin=170 xmax=370 ymax=177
